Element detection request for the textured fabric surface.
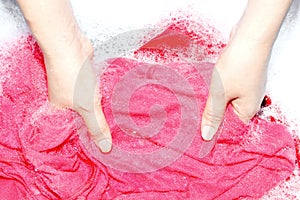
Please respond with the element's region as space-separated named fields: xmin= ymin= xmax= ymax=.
xmin=0 ymin=26 xmax=295 ymax=199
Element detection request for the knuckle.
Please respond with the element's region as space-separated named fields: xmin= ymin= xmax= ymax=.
xmin=210 ymin=88 xmax=225 ymax=99
xmin=87 ymin=122 xmax=101 ymax=138
xmin=203 ymin=108 xmax=223 ymax=125
xmin=100 ymin=124 xmax=110 ymax=136
xmin=73 ymin=98 xmax=94 ymax=113
xmin=86 ymin=117 xmax=110 ymax=139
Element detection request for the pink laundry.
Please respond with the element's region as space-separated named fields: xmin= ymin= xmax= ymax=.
xmin=0 ymin=21 xmax=296 ymax=199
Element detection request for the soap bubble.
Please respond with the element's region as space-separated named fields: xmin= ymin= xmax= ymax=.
xmin=73 ymin=24 xmax=225 ymax=173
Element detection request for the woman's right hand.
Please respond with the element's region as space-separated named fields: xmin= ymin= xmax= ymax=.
xmin=201 ymin=30 xmax=271 ymax=140
xmin=201 ymin=0 xmax=292 ymax=141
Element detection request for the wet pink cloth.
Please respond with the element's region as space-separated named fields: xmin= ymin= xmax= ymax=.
xmin=0 ymin=28 xmax=296 ymax=199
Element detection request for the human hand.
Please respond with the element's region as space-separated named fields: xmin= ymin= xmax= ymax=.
xmin=17 ymin=0 xmax=112 ymax=153
xmin=44 ymin=35 xmax=112 ymax=153
xmin=200 ymin=0 xmax=292 ymax=141
xmin=201 ymin=27 xmax=271 ymax=140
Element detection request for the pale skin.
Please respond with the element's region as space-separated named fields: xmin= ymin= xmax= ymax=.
xmin=201 ymin=0 xmax=293 ymax=140
xmin=17 ymin=0 xmax=292 ymax=152
xmin=17 ymin=0 xmax=112 ymax=152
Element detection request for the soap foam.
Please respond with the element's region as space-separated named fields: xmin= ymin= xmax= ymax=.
xmin=1 ymin=0 xmax=300 ymax=198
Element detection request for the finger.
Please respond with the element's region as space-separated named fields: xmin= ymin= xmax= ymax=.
xmin=201 ymin=69 xmax=227 ymax=141
xmin=74 ymin=59 xmax=112 ymax=153
xmin=78 ymin=102 xmax=112 ymax=153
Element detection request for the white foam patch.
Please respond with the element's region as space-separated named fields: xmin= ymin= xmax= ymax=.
xmin=0 ymin=1 xmax=28 ymax=44
xmin=267 ymin=2 xmax=300 ymax=132
xmin=70 ymin=0 xmax=247 ymax=41
xmin=0 ymin=0 xmax=300 ymax=198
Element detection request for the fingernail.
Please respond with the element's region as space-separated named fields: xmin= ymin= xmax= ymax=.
xmin=98 ymin=139 xmax=112 ymax=153
xmin=202 ymin=126 xmax=216 ymax=141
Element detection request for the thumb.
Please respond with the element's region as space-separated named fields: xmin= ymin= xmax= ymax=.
xmin=78 ymin=101 xmax=112 ymax=153
xmin=74 ymin=59 xmax=112 ymax=153
xmin=201 ymin=69 xmax=227 ymax=141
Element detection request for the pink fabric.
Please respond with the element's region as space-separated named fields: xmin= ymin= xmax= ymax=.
xmin=0 ymin=26 xmax=295 ymax=199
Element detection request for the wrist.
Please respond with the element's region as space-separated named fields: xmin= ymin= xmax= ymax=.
xmin=232 ymin=0 xmax=292 ymax=47
xmin=231 ymin=23 xmax=276 ymax=48
xmin=219 ymin=35 xmax=272 ymax=73
xmin=44 ymin=34 xmax=94 ymax=70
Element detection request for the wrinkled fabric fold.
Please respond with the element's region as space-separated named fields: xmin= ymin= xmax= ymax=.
xmin=0 ymin=31 xmax=296 ymax=199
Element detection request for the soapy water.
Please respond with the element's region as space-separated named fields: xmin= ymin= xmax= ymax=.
xmin=73 ymin=18 xmax=226 ymax=173
xmin=1 ymin=0 xmax=300 ymax=199
xmin=0 ymin=36 xmax=295 ymax=199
